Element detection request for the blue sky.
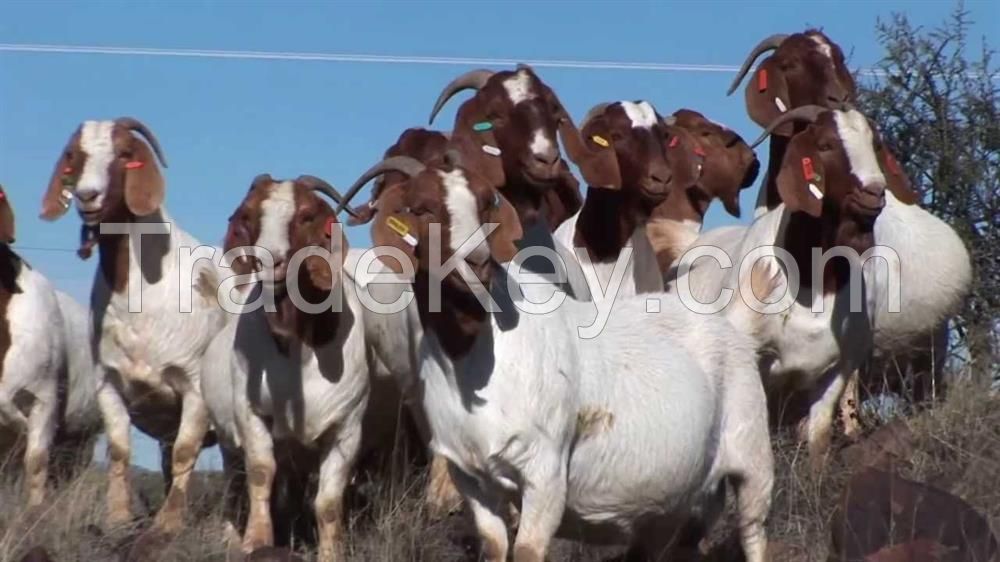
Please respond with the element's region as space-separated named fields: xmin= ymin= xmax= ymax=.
xmin=0 ymin=1 xmax=996 ymax=469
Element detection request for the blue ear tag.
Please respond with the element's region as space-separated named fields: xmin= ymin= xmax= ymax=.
xmin=473 ymin=121 xmax=493 ymax=132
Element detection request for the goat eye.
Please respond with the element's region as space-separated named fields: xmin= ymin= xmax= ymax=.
xmin=818 ymin=142 xmax=832 ymax=152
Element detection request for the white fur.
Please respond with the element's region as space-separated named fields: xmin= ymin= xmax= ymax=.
xmin=410 ymin=268 xmax=772 ymax=560
xmin=53 ymin=291 xmax=102 ymax=441
xmin=503 ymin=70 xmax=536 ymax=105
xmin=835 ymin=111 xmax=886 ymax=189
xmin=440 ymin=169 xmax=482 ymax=253
xmin=0 ymin=255 xmax=65 ymax=506
xmin=77 ymin=120 xmax=116 ymax=217
xmin=809 ymin=34 xmax=833 ymax=59
xmin=255 ymin=181 xmax=296 ymax=264
xmin=529 ymin=129 xmax=555 ymax=158
xmin=621 ymin=101 xmax=658 ymax=129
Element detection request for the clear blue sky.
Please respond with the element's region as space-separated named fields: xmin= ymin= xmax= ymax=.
xmin=1 ymin=1 xmax=996 ymax=469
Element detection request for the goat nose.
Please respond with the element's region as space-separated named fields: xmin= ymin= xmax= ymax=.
xmin=75 ymin=189 xmax=99 ymax=203
xmin=533 ymin=151 xmax=559 ymax=167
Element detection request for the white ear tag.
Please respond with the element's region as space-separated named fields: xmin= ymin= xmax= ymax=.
xmin=808 ymin=183 xmax=824 ymax=199
xmin=482 ymin=145 xmax=502 ymax=156
xmin=60 ymin=189 xmax=73 ymax=208
xmin=774 ymin=98 xmax=787 ymax=113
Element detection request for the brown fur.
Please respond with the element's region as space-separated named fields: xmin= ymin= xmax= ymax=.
xmin=0 ymin=185 xmax=21 ymax=384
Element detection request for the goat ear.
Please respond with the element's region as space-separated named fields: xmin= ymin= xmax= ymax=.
xmin=542 ymin=160 xmax=582 ymax=229
xmin=745 ymin=59 xmax=793 ymax=136
xmin=453 ymin=98 xmax=507 ymax=189
xmin=305 ymin=215 xmax=346 ymax=291
xmin=663 ymin=128 xmax=702 ymax=193
xmin=775 ymin=135 xmax=824 ymax=218
xmin=879 ymin=147 xmax=919 ymax=205
xmin=40 ymin=135 xmax=78 ymax=221
xmin=370 ymin=185 xmax=418 ymax=276
xmin=223 ymin=212 xmax=254 ymax=276
xmin=0 ymin=185 xmax=15 ymax=243
xmin=123 ymin=138 xmax=165 ymax=217
xmin=575 ymin=116 xmax=622 ymax=189
xmin=486 ymin=191 xmax=523 ymax=264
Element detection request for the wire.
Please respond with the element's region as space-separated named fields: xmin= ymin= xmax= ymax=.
xmin=0 ymin=42 xmax=893 ymax=76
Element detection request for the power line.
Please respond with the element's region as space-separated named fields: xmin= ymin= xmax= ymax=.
xmin=0 ymin=42 xmax=890 ymax=76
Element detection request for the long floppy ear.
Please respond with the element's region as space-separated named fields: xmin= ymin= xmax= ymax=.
xmin=878 ymin=146 xmax=919 ymax=205
xmin=775 ymin=133 xmax=824 ymax=218
xmin=0 ymin=185 xmax=15 ymax=243
xmin=306 ymin=211 xmax=347 ymax=291
xmin=452 ymin=97 xmax=506 ymax=189
xmin=485 ymin=191 xmax=523 ymax=263
xmin=575 ymin=114 xmax=622 ymax=189
xmin=123 ymin=137 xmax=165 ymax=216
xmin=370 ymin=184 xmax=418 ymax=276
xmin=744 ymin=58 xmax=793 ymax=136
xmin=663 ymin=126 xmax=703 ymax=192
xmin=542 ymin=160 xmax=582 ymax=229
xmin=40 ymin=133 xmax=79 ymax=221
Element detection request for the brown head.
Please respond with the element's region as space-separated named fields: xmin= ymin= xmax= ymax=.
xmin=728 ymin=31 xmax=856 ymax=136
xmin=0 ymin=184 xmax=15 ymax=245
xmin=750 ymin=106 xmax=910 ymax=253
xmin=662 ymin=109 xmax=760 ymax=218
xmin=223 ymin=174 xmax=349 ymax=296
xmin=40 ymin=117 xmax=168 ymax=226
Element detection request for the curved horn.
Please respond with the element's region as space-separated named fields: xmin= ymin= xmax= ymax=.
xmin=726 ymin=34 xmax=790 ymax=96
xmin=579 ymin=102 xmax=612 ymax=131
xmin=749 ymin=105 xmax=827 ymax=148
xmin=334 ymin=156 xmax=427 ymax=217
xmin=296 ymin=174 xmax=360 ymax=219
xmin=428 ymin=69 xmax=495 ymax=125
xmin=114 ymin=117 xmax=168 ymax=167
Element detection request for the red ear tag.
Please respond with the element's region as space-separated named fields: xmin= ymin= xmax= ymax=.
xmin=694 ymin=145 xmax=707 ymax=157
xmin=801 ymin=157 xmax=815 ymax=180
xmin=758 ymin=69 xmax=768 ymax=92
xmin=62 ymin=166 xmax=74 ymax=174
xmin=125 ymin=161 xmax=145 ymax=169
xmin=668 ymin=136 xmax=679 ymax=148
xmin=0 ymin=192 xmax=5 ymax=200
xmin=324 ymin=217 xmax=335 ymax=236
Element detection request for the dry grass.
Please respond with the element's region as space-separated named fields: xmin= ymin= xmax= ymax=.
xmin=1 ymin=380 xmax=997 ymax=561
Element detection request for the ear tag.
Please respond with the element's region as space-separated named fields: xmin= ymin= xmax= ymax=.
xmin=801 ymin=157 xmax=816 ymax=181
xmin=125 ymin=161 xmax=145 ymax=170
xmin=694 ymin=145 xmax=707 ymax=157
xmin=482 ymin=145 xmax=502 ymax=156
xmin=808 ymin=183 xmax=824 ymax=199
xmin=60 ymin=188 xmax=73 ymax=209
xmin=0 ymin=192 xmax=5 ymax=200
xmin=491 ymin=191 xmax=501 ymax=209
xmin=774 ymin=97 xmax=787 ymax=113
xmin=62 ymin=166 xmax=74 ymax=174
xmin=667 ymin=136 xmax=679 ymax=148
xmin=60 ymin=175 xmax=76 ymax=187
xmin=758 ymin=69 xmax=768 ymax=92
xmin=591 ymin=135 xmax=610 ymax=147
xmin=324 ymin=217 xmax=336 ymax=236
xmin=387 ymin=215 xmax=418 ymax=247
xmin=473 ymin=121 xmax=493 ymax=132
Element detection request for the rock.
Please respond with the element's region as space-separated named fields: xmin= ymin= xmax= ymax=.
xmin=831 ymin=468 xmax=998 ymax=561
xmin=19 ymin=547 xmax=54 ymax=562
xmin=838 ymin=419 xmax=915 ymax=471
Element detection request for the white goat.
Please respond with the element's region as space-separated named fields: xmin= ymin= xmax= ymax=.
xmin=355 ymin=156 xmax=774 ymax=562
xmin=39 ymin=117 xmax=227 ymax=532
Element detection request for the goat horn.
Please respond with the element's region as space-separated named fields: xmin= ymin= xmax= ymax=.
xmin=662 ymin=114 xmax=677 ymax=126
xmin=335 ymin=156 xmax=427 ymax=217
xmin=579 ymin=102 xmax=612 ymax=131
xmin=428 ymin=69 xmax=495 ymax=125
xmin=749 ymin=105 xmax=827 ymax=148
xmin=726 ymin=34 xmax=790 ymax=96
xmin=297 ymin=174 xmax=360 ymax=220
xmin=114 ymin=117 xmax=168 ymax=167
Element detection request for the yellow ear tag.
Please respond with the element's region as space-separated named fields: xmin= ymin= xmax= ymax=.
xmin=591 ymin=135 xmax=610 ymax=147
xmin=387 ymin=216 xmax=418 ymax=247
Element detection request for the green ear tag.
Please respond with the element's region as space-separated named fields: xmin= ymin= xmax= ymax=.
xmin=473 ymin=121 xmax=493 ymax=132
xmin=61 ymin=175 xmax=75 ymax=187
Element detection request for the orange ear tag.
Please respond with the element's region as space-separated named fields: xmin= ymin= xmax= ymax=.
xmin=387 ymin=216 xmax=417 ymax=247
xmin=758 ymin=69 xmax=768 ymax=92
xmin=125 ymin=161 xmax=145 ymax=169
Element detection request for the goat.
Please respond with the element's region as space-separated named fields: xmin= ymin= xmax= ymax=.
xmin=648 ymin=109 xmax=760 ymax=274
xmin=675 ymin=105 xmax=892 ymax=471
xmin=729 ymin=30 xmax=973 ymax=434
xmin=38 ymin=118 xmax=226 ymax=533
xmin=345 ymin=154 xmax=774 ymax=562
xmin=210 ymin=173 xmax=366 ymax=561
xmin=0 ymin=183 xmax=64 ymax=507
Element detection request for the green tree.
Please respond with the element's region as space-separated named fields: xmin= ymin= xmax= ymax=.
xmin=859 ymin=3 xmax=999 ymax=386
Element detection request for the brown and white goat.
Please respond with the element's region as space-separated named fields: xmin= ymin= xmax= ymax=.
xmin=729 ymin=30 xmax=973 ymax=437
xmin=649 ymin=109 xmax=760 ymax=274
xmin=204 ymin=174 xmax=365 ymax=561
xmin=38 ymin=118 xmax=226 ymax=532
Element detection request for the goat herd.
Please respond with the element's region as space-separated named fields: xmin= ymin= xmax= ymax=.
xmin=0 ymin=29 xmax=973 ymax=561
